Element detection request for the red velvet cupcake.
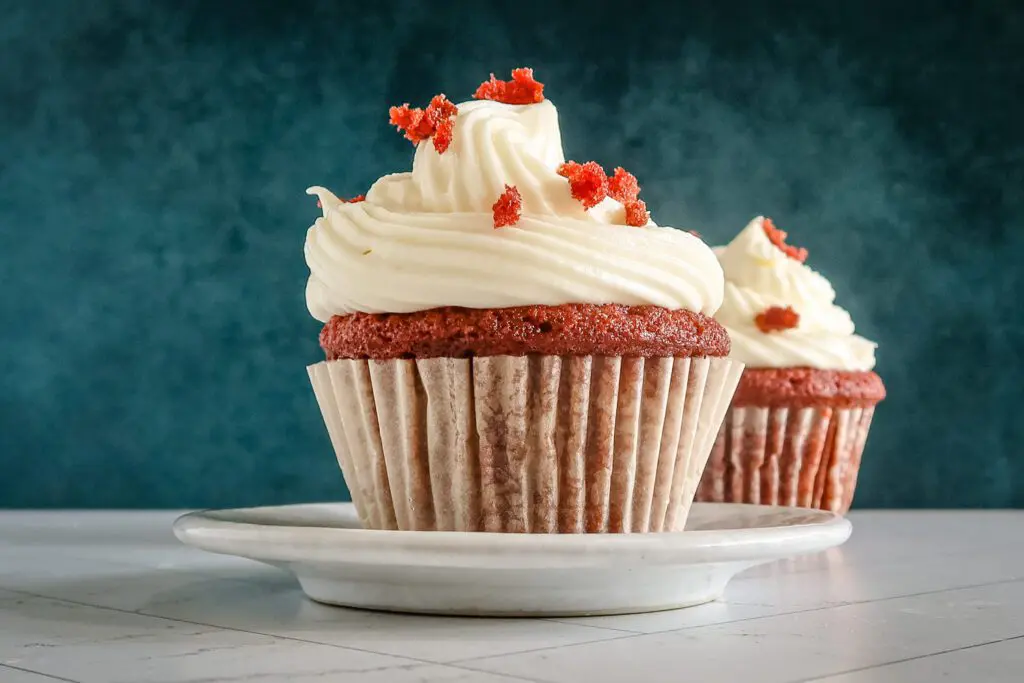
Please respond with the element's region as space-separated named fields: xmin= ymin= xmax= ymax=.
xmin=695 ymin=217 xmax=885 ymax=513
xmin=304 ymin=70 xmax=742 ymax=533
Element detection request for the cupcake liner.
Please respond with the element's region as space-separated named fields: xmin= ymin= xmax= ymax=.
xmin=696 ymin=404 xmax=877 ymax=514
xmin=308 ymin=355 xmax=743 ymax=533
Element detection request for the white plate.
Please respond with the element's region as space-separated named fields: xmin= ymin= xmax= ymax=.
xmin=173 ymin=502 xmax=850 ymax=617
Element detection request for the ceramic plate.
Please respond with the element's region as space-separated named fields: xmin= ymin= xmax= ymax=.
xmin=173 ymin=502 xmax=851 ymax=617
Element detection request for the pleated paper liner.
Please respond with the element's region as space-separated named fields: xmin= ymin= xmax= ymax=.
xmin=308 ymin=355 xmax=743 ymax=533
xmin=696 ymin=404 xmax=877 ymax=514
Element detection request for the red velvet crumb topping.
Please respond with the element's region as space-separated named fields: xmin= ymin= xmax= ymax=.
xmin=762 ymin=218 xmax=808 ymax=263
xmin=623 ymin=199 xmax=649 ymax=227
xmin=492 ymin=184 xmax=522 ymax=228
xmin=755 ymin=306 xmax=800 ymax=333
xmin=388 ymin=94 xmax=459 ymax=154
xmin=556 ymin=161 xmax=609 ymax=209
xmin=473 ymin=67 xmax=545 ymax=105
xmin=608 ymin=167 xmax=640 ymax=204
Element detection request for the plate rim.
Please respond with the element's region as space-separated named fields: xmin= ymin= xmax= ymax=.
xmin=173 ymin=501 xmax=852 ymax=568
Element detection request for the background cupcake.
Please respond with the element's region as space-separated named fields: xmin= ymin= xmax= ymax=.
xmin=696 ymin=217 xmax=885 ymax=513
xmin=305 ymin=70 xmax=743 ymax=533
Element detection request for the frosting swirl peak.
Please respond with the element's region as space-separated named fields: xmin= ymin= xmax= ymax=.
xmin=714 ymin=217 xmax=877 ymax=370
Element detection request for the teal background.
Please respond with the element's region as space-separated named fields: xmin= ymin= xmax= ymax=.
xmin=1 ymin=0 xmax=1021 ymax=508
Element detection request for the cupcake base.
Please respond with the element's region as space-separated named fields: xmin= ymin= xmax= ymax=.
xmin=696 ymin=404 xmax=876 ymax=514
xmin=309 ymin=354 xmax=742 ymax=533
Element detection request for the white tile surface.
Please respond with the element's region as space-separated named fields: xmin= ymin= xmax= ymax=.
xmin=464 ymin=581 xmax=1024 ymax=683
xmin=552 ymin=598 xmax=780 ymax=634
xmin=722 ymin=548 xmax=1024 ymax=609
xmin=143 ymin=571 xmax=626 ymax=661
xmin=1 ymin=510 xmax=1022 ymax=683
xmin=0 ymin=593 xmax=458 ymax=683
xmin=2 ymin=565 xmax=625 ymax=662
xmin=812 ymin=635 xmax=1024 ymax=682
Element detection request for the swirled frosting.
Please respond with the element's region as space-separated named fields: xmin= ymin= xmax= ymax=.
xmin=304 ymin=98 xmax=722 ymax=321
xmin=714 ymin=217 xmax=877 ymax=370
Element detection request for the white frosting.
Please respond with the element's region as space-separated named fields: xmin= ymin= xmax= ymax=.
xmin=304 ymin=99 xmax=723 ymax=321
xmin=714 ymin=217 xmax=877 ymax=370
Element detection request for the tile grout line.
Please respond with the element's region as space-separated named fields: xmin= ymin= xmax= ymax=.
xmin=536 ymin=617 xmax=636 ymax=633
xmin=789 ymin=632 xmax=1024 ymax=683
xmin=542 ymin=576 xmax=1024 ymax=635
xmin=0 ymin=662 xmax=82 ymax=683
xmin=454 ymin=630 xmax=644 ymax=666
xmin=452 ymin=659 xmax=582 ymax=683
xmin=444 ymin=661 xmax=552 ymax=683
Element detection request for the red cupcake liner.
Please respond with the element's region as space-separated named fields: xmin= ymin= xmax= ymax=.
xmin=696 ymin=404 xmax=876 ymax=514
xmin=309 ymin=355 xmax=742 ymax=532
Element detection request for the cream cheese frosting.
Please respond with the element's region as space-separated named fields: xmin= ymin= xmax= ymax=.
xmin=303 ymin=98 xmax=723 ymax=321
xmin=714 ymin=217 xmax=877 ymax=370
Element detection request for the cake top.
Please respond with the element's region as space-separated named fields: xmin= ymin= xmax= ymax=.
xmin=714 ymin=216 xmax=877 ymax=371
xmin=303 ymin=68 xmax=723 ymax=322
xmin=318 ymin=304 xmax=730 ymax=360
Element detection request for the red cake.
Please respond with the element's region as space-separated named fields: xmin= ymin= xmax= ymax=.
xmin=319 ymin=304 xmax=729 ymax=360
xmin=731 ymin=368 xmax=886 ymax=409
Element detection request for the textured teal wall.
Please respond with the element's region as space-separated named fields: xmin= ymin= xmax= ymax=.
xmin=1 ymin=0 xmax=1021 ymax=508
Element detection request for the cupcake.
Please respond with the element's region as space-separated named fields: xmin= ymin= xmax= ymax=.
xmin=305 ymin=69 xmax=743 ymax=533
xmin=696 ymin=217 xmax=885 ymax=513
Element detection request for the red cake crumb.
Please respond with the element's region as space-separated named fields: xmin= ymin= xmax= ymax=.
xmin=558 ymin=162 xmax=650 ymax=225
xmin=623 ymin=199 xmax=649 ymax=227
xmin=473 ymin=67 xmax=545 ymax=104
xmin=762 ymin=218 xmax=808 ymax=263
xmin=389 ymin=104 xmax=432 ymax=144
xmin=492 ymin=184 xmax=522 ymax=228
xmin=425 ymin=95 xmax=458 ymax=123
xmin=755 ymin=306 xmax=800 ymax=333
xmin=432 ymin=117 xmax=454 ymax=154
xmin=424 ymin=95 xmax=458 ymax=153
xmin=389 ymin=94 xmax=458 ymax=153
xmin=608 ymin=167 xmax=641 ymax=204
xmin=688 ymin=230 xmax=702 ymax=239
xmin=556 ymin=161 xmax=608 ymax=209
xmin=319 ymin=304 xmax=730 ymax=360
